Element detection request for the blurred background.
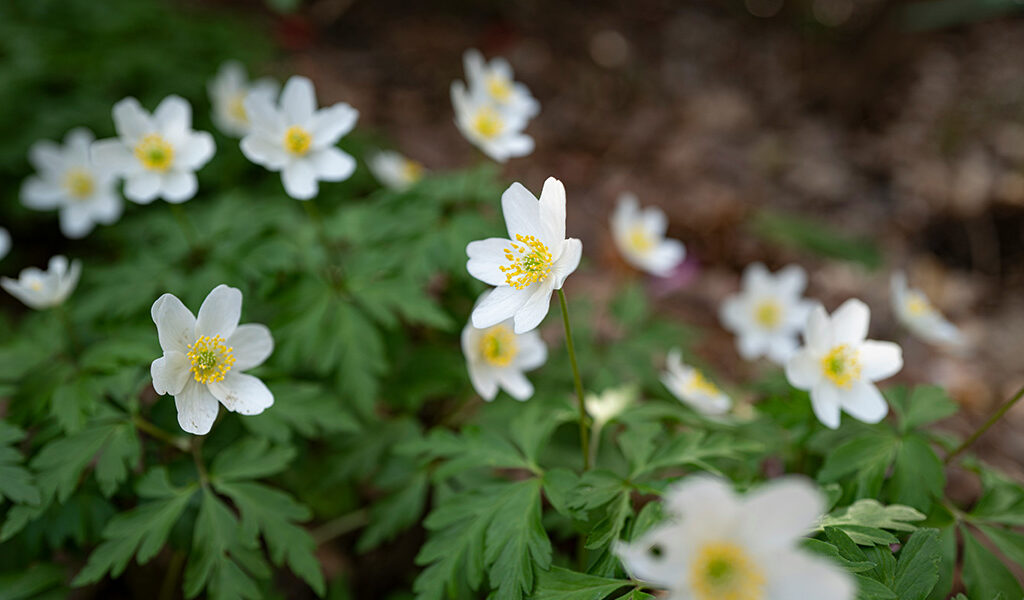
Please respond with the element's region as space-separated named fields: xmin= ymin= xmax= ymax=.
xmin=3 ymin=0 xmax=1024 ymax=556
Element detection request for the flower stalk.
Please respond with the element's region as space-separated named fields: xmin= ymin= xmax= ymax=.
xmin=132 ymin=416 xmax=189 ymax=452
xmin=558 ymin=289 xmax=589 ymax=471
xmin=945 ymin=384 xmax=1024 ymax=465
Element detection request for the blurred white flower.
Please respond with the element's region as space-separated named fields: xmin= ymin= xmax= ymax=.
xmin=241 ymin=75 xmax=358 ymax=200
xmin=720 ymin=263 xmax=817 ymax=365
xmin=661 ymin=348 xmax=731 ymax=415
xmin=615 ymin=475 xmax=854 ymax=600
xmin=466 ymin=177 xmax=582 ymax=333
xmin=368 ymin=150 xmax=425 ymax=191
xmin=585 ymin=385 xmax=635 ymax=427
xmin=1 ymin=256 xmax=81 ymax=310
xmin=92 ymin=96 xmax=215 ymax=204
xmin=150 ymin=284 xmax=274 ymax=435
xmin=21 ymin=128 xmax=122 ymax=239
xmin=891 ymin=272 xmax=964 ymax=348
xmin=0 ymin=228 xmax=10 ymax=262
xmin=208 ymin=60 xmax=278 ymax=138
xmin=451 ymin=81 xmax=533 ymax=162
xmin=461 ymin=312 xmax=546 ymax=401
xmin=610 ymin=193 xmax=685 ymax=277
xmin=785 ymin=299 xmax=903 ymax=429
xmin=462 ymin=49 xmax=539 ymax=119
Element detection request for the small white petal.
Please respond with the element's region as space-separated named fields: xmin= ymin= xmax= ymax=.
xmin=151 ymin=351 xmax=190 ymax=396
xmin=810 ymin=382 xmax=842 ymax=429
xmin=831 ymin=298 xmax=870 ymax=345
xmin=21 ymin=177 xmax=63 ymax=209
xmin=151 ymin=293 xmax=197 ymax=353
xmin=551 ymin=238 xmax=582 ymax=289
xmin=308 ymin=147 xmax=356 ymax=181
xmin=495 ymin=369 xmax=534 ymax=401
xmin=742 ymin=478 xmax=825 ymax=551
xmin=858 ymin=340 xmax=903 ymax=381
xmin=466 ymin=238 xmax=512 ymax=287
xmin=773 ymin=264 xmax=808 ymax=298
xmin=282 ymin=160 xmax=319 ymax=200
xmin=174 ymin=380 xmax=220 ymax=435
xmin=124 ymin=172 xmax=162 ymax=204
xmin=472 ymin=286 xmax=529 ymax=330
xmin=196 ymin=284 xmax=242 ymax=339
xmin=228 ymin=323 xmax=274 ymax=371
xmin=840 ymin=381 xmax=889 ymax=424
xmin=209 ymin=372 xmax=273 ymax=415
xmin=538 ymin=177 xmax=566 ymax=252
xmin=112 ymin=97 xmax=152 ymax=142
xmin=512 ymin=281 xmax=554 ymax=334
xmin=766 ymin=550 xmax=855 ymax=600
xmin=280 ymin=76 xmax=317 ymax=125
xmin=310 ymin=103 xmax=358 ymax=147
xmin=804 ymin=304 xmax=831 ymax=352
xmin=501 ymin=182 xmax=543 ymax=241
xmin=177 ymin=132 xmax=215 ymax=170
xmin=90 ymin=139 xmax=137 ymax=174
xmin=154 ymin=95 xmax=192 ymax=139
xmin=240 ymin=134 xmax=289 ymax=170
xmin=28 ymin=140 xmax=64 ymax=173
xmin=161 ymin=171 xmax=198 ymax=203
xmin=785 ymin=348 xmax=821 ymax=390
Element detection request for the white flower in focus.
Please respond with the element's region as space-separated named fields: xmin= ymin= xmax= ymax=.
xmin=0 ymin=228 xmax=9 ymax=262
xmin=461 ymin=313 xmax=547 ymax=401
xmin=462 ymin=49 xmax=540 ymax=119
xmin=368 ymin=150 xmax=426 ymax=191
xmin=466 ymin=177 xmax=583 ymax=333
xmin=661 ymin=348 xmax=731 ymax=415
xmin=21 ymin=128 xmax=122 ymax=239
xmin=610 ymin=193 xmax=685 ymax=276
xmin=785 ymin=299 xmax=903 ymax=429
xmin=1 ymin=256 xmax=81 ymax=310
xmin=150 ymin=285 xmax=274 ymax=435
xmin=615 ymin=475 xmax=854 ymax=600
xmin=241 ymin=75 xmax=359 ymax=200
xmin=208 ymin=61 xmax=278 ymax=138
xmin=720 ymin=263 xmax=816 ymax=365
xmin=585 ymin=385 xmax=635 ymax=427
xmin=91 ymin=96 xmax=215 ymax=204
xmin=891 ymin=272 xmax=964 ymax=348
xmin=451 ymin=81 xmax=534 ymax=162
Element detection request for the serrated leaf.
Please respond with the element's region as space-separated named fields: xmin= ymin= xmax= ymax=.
xmin=357 ymin=471 xmax=428 ymax=553
xmin=0 ymin=421 xmax=39 ymax=505
xmin=532 ymin=567 xmax=632 ymax=600
xmin=484 ymin=479 xmax=552 ymax=600
xmin=960 ymin=526 xmax=1024 ymax=600
xmin=210 ymin=438 xmax=295 ymax=482
xmin=889 ymin=435 xmax=944 ymax=513
xmin=183 ymin=489 xmax=267 ymax=600
xmin=241 ymin=380 xmax=360 ymax=442
xmin=817 ymin=500 xmax=924 ymax=545
xmin=818 ymin=433 xmax=898 ymax=484
xmin=893 ymin=529 xmax=941 ymax=600
xmin=0 ymin=563 xmax=65 ymax=600
xmin=886 ymin=386 xmax=959 ymax=433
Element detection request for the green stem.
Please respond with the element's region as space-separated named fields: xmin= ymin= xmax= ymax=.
xmin=191 ymin=435 xmax=209 ymax=487
xmin=945 ymin=384 xmax=1024 ymax=465
xmin=312 ymin=508 xmax=370 ymax=545
xmin=170 ymin=203 xmax=198 ymax=250
xmin=157 ymin=550 xmax=185 ymax=600
xmin=133 ymin=416 xmax=189 ymax=452
xmin=54 ymin=303 xmax=81 ymax=357
xmin=558 ymin=289 xmax=590 ymax=471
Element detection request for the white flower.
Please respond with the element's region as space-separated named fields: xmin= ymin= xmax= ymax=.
xmin=0 ymin=228 xmax=9 ymax=262
xmin=240 ymin=75 xmax=359 ymax=200
xmin=720 ymin=263 xmax=817 ymax=365
xmin=462 ymin=49 xmax=539 ymax=119
xmin=208 ymin=60 xmax=278 ymax=138
xmin=661 ymin=348 xmax=731 ymax=415
xmin=461 ymin=312 xmax=547 ymax=401
xmin=585 ymin=385 xmax=635 ymax=427
xmin=1 ymin=256 xmax=81 ymax=310
xmin=150 ymin=285 xmax=274 ymax=435
xmin=610 ymin=193 xmax=685 ymax=276
xmin=21 ymin=128 xmax=122 ymax=239
xmin=451 ymin=81 xmax=534 ymax=163
xmin=615 ymin=475 xmax=854 ymax=600
xmin=466 ymin=177 xmax=583 ymax=333
xmin=891 ymin=272 xmax=964 ymax=348
xmin=91 ymin=96 xmax=215 ymax=204
xmin=368 ymin=150 xmax=426 ymax=191
xmin=785 ymin=299 xmax=903 ymax=429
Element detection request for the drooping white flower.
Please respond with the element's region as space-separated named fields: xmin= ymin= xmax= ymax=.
xmin=661 ymin=348 xmax=731 ymax=415
xmin=368 ymin=150 xmax=426 ymax=191
xmin=785 ymin=299 xmax=903 ymax=429
xmin=0 ymin=228 xmax=10 ymax=262
xmin=461 ymin=312 xmax=547 ymax=401
xmin=466 ymin=177 xmax=583 ymax=333
xmin=610 ymin=193 xmax=685 ymax=277
xmin=240 ymin=75 xmax=358 ymax=200
xmin=720 ymin=263 xmax=817 ymax=365
xmin=462 ymin=49 xmax=540 ymax=120
xmin=615 ymin=475 xmax=854 ymax=600
xmin=1 ymin=256 xmax=81 ymax=310
xmin=451 ymin=81 xmax=534 ymax=163
xmin=150 ymin=285 xmax=274 ymax=435
xmin=891 ymin=272 xmax=964 ymax=348
xmin=585 ymin=385 xmax=635 ymax=427
xmin=21 ymin=128 xmax=122 ymax=239
xmin=208 ymin=60 xmax=278 ymax=138
xmin=91 ymin=96 xmax=215 ymax=204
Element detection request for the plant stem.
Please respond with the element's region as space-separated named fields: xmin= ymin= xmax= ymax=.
xmin=133 ymin=416 xmax=189 ymax=452
xmin=157 ymin=550 xmax=185 ymax=600
xmin=54 ymin=303 xmax=81 ymax=357
xmin=945 ymin=384 xmax=1024 ymax=465
xmin=191 ymin=435 xmax=209 ymax=487
xmin=312 ymin=508 xmax=370 ymax=545
xmin=558 ymin=289 xmax=590 ymax=471
xmin=170 ymin=203 xmax=198 ymax=250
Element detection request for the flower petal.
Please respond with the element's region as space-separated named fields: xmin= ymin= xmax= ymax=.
xmin=151 ymin=293 xmax=197 ymax=353
xmin=811 ymin=381 xmax=842 ymax=429
xmin=774 ymin=264 xmax=808 ymax=298
xmin=21 ymin=177 xmax=64 ymax=209
xmin=501 ymin=182 xmax=543 ymax=241
xmin=311 ymin=103 xmax=358 ymax=147
xmin=832 ymin=298 xmax=870 ymax=345
xmin=28 ymin=140 xmax=64 ymax=173
xmin=154 ymin=95 xmax=192 ymax=139
xmin=471 ymin=285 xmax=529 ymax=330
xmin=196 ymin=285 xmax=242 ymax=339
xmin=538 ymin=177 xmax=566 ymax=252
xmin=840 ymin=380 xmax=889 ymax=424
xmin=742 ymin=478 xmax=824 ymax=551
xmin=91 ymin=139 xmax=136 ymax=174
xmin=282 ymin=160 xmax=319 ymax=200
xmin=240 ymin=133 xmax=289 ymax=170
xmin=174 ymin=380 xmax=220 ymax=435
xmin=550 ymin=238 xmax=582 ymax=289
xmin=785 ymin=348 xmax=820 ymax=390
xmin=858 ymin=340 xmax=903 ymax=381
xmin=466 ymin=237 xmax=512 ymax=287
xmin=161 ymin=171 xmax=198 ymax=204
xmin=281 ymin=76 xmax=317 ymax=125
xmin=112 ymin=97 xmax=153 ymax=141
xmin=308 ymin=147 xmax=355 ymax=181
xmin=228 ymin=323 xmax=274 ymax=371
xmin=151 ymin=351 xmax=190 ymax=396
xmin=804 ymin=304 xmax=831 ymax=353
xmin=514 ymin=331 xmax=547 ymax=370
xmin=496 ymin=369 xmax=534 ymax=401
xmin=124 ymin=171 xmax=161 ymax=204
xmin=209 ymin=372 xmax=273 ymax=415
xmin=177 ymin=132 xmax=215 ymax=170
xmin=512 ymin=281 xmax=553 ymax=333
xmin=765 ymin=550 xmax=855 ymax=600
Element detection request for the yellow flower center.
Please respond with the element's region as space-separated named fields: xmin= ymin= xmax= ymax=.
xmin=134 ymin=134 xmax=175 ymax=171
xmin=753 ymin=299 xmax=782 ymax=329
xmin=691 ymin=542 xmax=765 ymax=600
xmin=472 ymin=107 xmax=504 ymax=140
xmin=627 ymin=225 xmax=654 ymax=253
xmin=479 ymin=325 xmax=518 ymax=367
xmin=821 ymin=344 xmax=860 ymax=389
xmin=228 ymin=93 xmax=249 ymax=124
xmin=487 ymin=75 xmax=513 ymax=102
xmin=63 ymin=168 xmax=95 ymax=199
xmin=28 ymin=279 xmax=44 ymax=291
xmin=401 ymin=159 xmax=424 ymax=183
xmin=500 ymin=234 xmax=554 ymax=290
xmin=687 ymin=370 xmax=722 ymax=397
xmin=283 ymin=125 xmax=313 ymax=156
xmin=187 ymin=335 xmax=236 ymax=385
xmin=905 ymin=293 xmax=934 ymax=317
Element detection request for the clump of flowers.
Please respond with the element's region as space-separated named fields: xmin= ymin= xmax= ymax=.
xmin=208 ymin=60 xmax=278 ymax=138
xmin=461 ymin=308 xmax=547 ymax=401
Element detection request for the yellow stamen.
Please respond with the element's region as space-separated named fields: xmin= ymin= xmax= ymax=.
xmin=29 ymin=279 xmax=43 ymax=291
xmin=134 ymin=134 xmax=175 ymax=171
xmin=500 ymin=234 xmax=553 ymax=290
xmin=687 ymin=370 xmax=722 ymax=397
xmin=228 ymin=93 xmax=249 ymax=124
xmin=821 ymin=344 xmax=860 ymax=389
xmin=401 ymin=159 xmax=424 ymax=183
xmin=187 ymin=335 xmax=236 ymax=385
xmin=479 ymin=325 xmax=518 ymax=367
xmin=690 ymin=542 xmax=765 ymax=600
xmin=627 ymin=225 xmax=654 ymax=253
xmin=63 ymin=168 xmax=95 ymax=199
xmin=753 ymin=299 xmax=782 ymax=329
xmin=283 ymin=125 xmax=312 ymax=156
xmin=472 ymin=107 xmax=504 ymax=139
xmin=487 ymin=75 xmax=513 ymax=102
xmin=905 ymin=293 xmax=934 ymax=317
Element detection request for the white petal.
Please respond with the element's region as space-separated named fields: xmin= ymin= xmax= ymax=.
xmin=501 ymin=133 xmax=534 ymax=159
xmin=550 ymin=238 xmax=582 ymax=289
xmin=832 ymin=298 xmax=870 ymax=345
xmin=280 ymin=76 xmax=317 ymax=125
xmin=311 ymin=103 xmax=358 ymax=147
xmin=21 ymin=177 xmax=63 ymax=209
xmin=90 ymin=192 xmax=123 ymax=224
xmin=174 ymin=380 xmax=220 ymax=435
xmin=804 ymin=304 xmax=831 ymax=352
xmin=1 ymin=278 xmax=46 ymax=310
xmin=858 ymin=340 xmax=903 ymax=381
xmin=512 ymin=281 xmax=554 ymax=333
xmin=468 ymin=363 xmax=499 ymax=401
xmin=196 ymin=284 xmax=242 ymax=339
xmin=719 ymin=296 xmax=749 ymax=332
xmin=56 ymin=260 xmax=81 ymax=305
xmin=28 ymin=140 xmax=64 ymax=173
xmin=495 ymin=369 xmax=534 ymax=401
xmin=244 ymin=94 xmax=285 ymax=134
xmin=151 ymin=351 xmax=190 ymax=396
xmin=742 ymin=478 xmax=824 ymax=551
xmin=810 ymin=382 xmax=842 ymax=429
xmin=154 ymin=95 xmax=192 ymax=138
xmin=785 ymin=348 xmax=820 ymax=390
xmin=466 ymin=238 xmax=511 ymax=287
xmin=151 ymin=293 xmax=197 ymax=353
xmin=766 ymin=551 xmax=855 ymax=600
xmin=773 ymin=264 xmax=808 ymax=297
xmin=240 ymin=134 xmax=289 ymax=170
xmin=161 ymin=171 xmax=198 ymax=203
xmin=112 ymin=97 xmax=153 ymax=141
xmin=228 ymin=323 xmax=274 ymax=371
xmin=840 ymin=381 xmax=889 ymax=424
xmin=614 ymin=527 xmax=691 ymax=589
xmin=208 ymin=372 xmax=273 ymax=415
xmin=58 ymin=205 xmax=95 ymax=239
xmin=90 ymin=139 xmax=136 ymax=174
xmin=642 ymin=240 xmax=685 ymax=276
xmin=514 ymin=331 xmax=547 ymax=370
xmin=124 ymin=171 xmax=161 ymax=204
xmin=177 ymin=132 xmax=215 ymax=170
xmin=0 ymin=228 xmax=9 ymax=261
xmin=766 ymin=334 xmax=799 ymax=366
xmin=282 ymin=160 xmax=319 ymax=200
xmin=472 ymin=286 xmax=529 ymax=329
xmin=737 ymin=332 xmax=769 ymax=360
xmin=308 ymin=147 xmax=355 ymax=181
xmin=742 ymin=262 xmax=772 ymax=292
xmin=665 ymin=474 xmax=741 ymax=522
xmin=538 ymin=177 xmax=566 ymax=252
xmin=501 ymin=182 xmax=543 ymax=240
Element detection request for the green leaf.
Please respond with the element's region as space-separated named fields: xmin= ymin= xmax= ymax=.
xmin=357 ymin=471 xmax=428 ymax=553
xmin=970 ymin=467 xmax=1024 ymax=526
xmin=484 ymin=479 xmax=552 ymax=600
xmin=893 ymin=529 xmax=941 ymax=600
xmin=641 ymin=431 xmax=761 ymax=477
xmin=0 ymin=421 xmax=39 ymax=505
xmin=975 ymin=524 xmax=1024 ymax=575
xmin=611 ymin=280 xmax=649 ymax=328
xmin=401 ymin=427 xmax=534 ymax=480
xmin=542 ymin=468 xmax=583 ymax=520
xmin=0 ymin=564 xmax=65 ymax=600
xmin=210 ymin=438 xmax=295 ymax=482
xmin=749 ymin=209 xmax=882 ymax=268
xmin=817 ymin=500 xmax=925 ymax=545
xmin=889 ymin=436 xmax=945 ymax=512
xmin=241 ymin=381 xmax=360 ymax=443
xmin=184 ymin=489 xmax=267 ymax=600
xmin=960 ymin=525 xmax=1024 ymax=600
xmin=532 ymin=567 xmax=632 ymax=600
xmin=818 ymin=432 xmax=898 ymax=485
xmin=886 ymin=386 xmax=959 ymax=433
xmin=51 ymin=378 xmax=98 ymax=433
